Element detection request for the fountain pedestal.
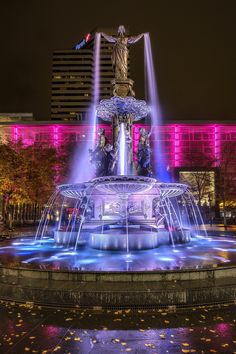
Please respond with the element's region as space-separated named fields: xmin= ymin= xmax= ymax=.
xmin=111 ymin=78 xmax=135 ymax=97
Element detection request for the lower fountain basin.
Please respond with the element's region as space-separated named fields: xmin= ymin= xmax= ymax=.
xmin=89 ymin=230 xmax=159 ymax=250
xmin=88 ymin=228 xmax=191 ymax=250
xmin=54 ymin=231 xmax=86 ymax=246
xmin=1 ymin=234 xmax=236 ymax=308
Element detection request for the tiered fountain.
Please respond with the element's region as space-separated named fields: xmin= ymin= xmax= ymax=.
xmin=37 ymin=26 xmax=201 ymax=252
xmin=1 ymin=26 xmax=236 ymax=308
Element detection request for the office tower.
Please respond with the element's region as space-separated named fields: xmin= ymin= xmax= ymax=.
xmin=51 ymin=28 xmax=130 ymax=121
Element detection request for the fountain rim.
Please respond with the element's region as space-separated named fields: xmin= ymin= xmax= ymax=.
xmin=57 ymin=176 xmax=188 ymax=199
xmin=91 ymin=175 xmax=157 ymax=195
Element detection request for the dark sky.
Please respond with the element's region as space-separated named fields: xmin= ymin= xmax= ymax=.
xmin=0 ymin=0 xmax=235 ymax=121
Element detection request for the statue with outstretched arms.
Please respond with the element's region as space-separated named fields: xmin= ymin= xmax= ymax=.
xmin=101 ymin=25 xmax=144 ymax=80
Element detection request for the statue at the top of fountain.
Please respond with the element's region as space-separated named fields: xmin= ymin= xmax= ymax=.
xmin=101 ymin=26 xmax=144 ymax=81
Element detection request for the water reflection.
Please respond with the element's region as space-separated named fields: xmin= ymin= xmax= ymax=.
xmin=0 ymin=234 xmax=236 ymax=271
xmin=0 ymin=302 xmax=236 ymax=353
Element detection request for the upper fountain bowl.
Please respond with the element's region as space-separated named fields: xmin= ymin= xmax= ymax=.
xmin=57 ymin=177 xmax=188 ymax=199
xmin=96 ymin=96 xmax=150 ymax=122
xmin=92 ymin=175 xmax=156 ymax=195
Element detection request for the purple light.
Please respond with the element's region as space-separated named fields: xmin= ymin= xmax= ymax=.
xmin=53 ymin=126 xmax=59 ymax=147
xmin=70 ymin=33 xmax=101 ymax=183
xmin=12 ymin=126 xmax=19 ymax=144
xmin=174 ymin=125 xmax=179 ymax=168
xmin=118 ymin=123 xmax=127 ymax=175
xmin=91 ymin=32 xmax=101 ymax=147
xmin=144 ymin=33 xmax=170 ymax=181
xmin=215 ymin=323 xmax=231 ymax=335
xmin=5 ymin=123 xmax=236 ymax=171
xmin=214 ymin=124 xmax=220 ymax=166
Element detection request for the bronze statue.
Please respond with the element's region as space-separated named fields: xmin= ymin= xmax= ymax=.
xmin=138 ymin=127 xmax=152 ymax=148
xmin=97 ymin=128 xmax=108 ymax=149
xmin=137 ymin=127 xmax=153 ymax=177
xmin=89 ymin=129 xmax=117 ymax=177
xmin=101 ymin=26 xmax=144 ymax=80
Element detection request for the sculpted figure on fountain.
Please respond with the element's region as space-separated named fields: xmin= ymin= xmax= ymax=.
xmin=101 ymin=25 xmax=143 ymax=81
xmin=97 ymin=127 xmax=108 ymax=148
xmin=101 ymin=26 xmax=144 ymax=97
xmin=89 ymin=128 xmax=118 ymax=177
xmin=137 ymin=127 xmax=153 ymax=177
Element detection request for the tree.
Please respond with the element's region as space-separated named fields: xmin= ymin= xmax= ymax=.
xmin=0 ymin=141 xmax=30 ymax=225
xmin=179 ymin=151 xmax=215 ymax=206
xmin=0 ymin=140 xmax=66 ymax=226
xmin=180 ymin=170 xmax=215 ymax=207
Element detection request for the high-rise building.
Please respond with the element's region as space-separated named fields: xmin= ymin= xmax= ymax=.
xmin=51 ymin=28 xmax=130 ymax=121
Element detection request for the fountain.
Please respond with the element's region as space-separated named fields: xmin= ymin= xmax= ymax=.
xmin=1 ymin=26 xmax=236 ymax=309
xmin=54 ymin=176 xmax=190 ymax=251
xmin=37 ymin=26 xmax=199 ymax=252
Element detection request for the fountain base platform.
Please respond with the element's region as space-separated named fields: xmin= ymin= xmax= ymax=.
xmin=0 ymin=262 xmax=236 ymax=309
xmin=0 ymin=235 xmax=236 ymax=308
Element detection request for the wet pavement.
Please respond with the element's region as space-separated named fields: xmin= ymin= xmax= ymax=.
xmin=0 ymin=301 xmax=235 ymax=353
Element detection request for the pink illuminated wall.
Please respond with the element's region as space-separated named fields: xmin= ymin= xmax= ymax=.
xmin=133 ymin=124 xmax=236 ymax=169
xmin=3 ymin=122 xmax=236 ymax=169
xmin=9 ymin=124 xmax=112 ymax=149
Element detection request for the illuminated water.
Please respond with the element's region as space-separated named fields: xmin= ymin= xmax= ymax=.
xmin=144 ymin=33 xmax=170 ymax=181
xmin=70 ymin=33 xmax=101 ymax=183
xmin=4 ymin=32 xmax=232 ymax=275
xmin=118 ymin=122 xmax=127 ymax=175
xmin=1 ymin=234 xmax=236 ymax=271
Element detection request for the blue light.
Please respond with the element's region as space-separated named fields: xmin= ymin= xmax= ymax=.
xmin=75 ymin=39 xmax=86 ymax=50
xmin=1 ymin=235 xmax=236 ymax=271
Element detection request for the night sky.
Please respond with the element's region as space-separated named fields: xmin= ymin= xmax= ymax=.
xmin=0 ymin=0 xmax=235 ymax=121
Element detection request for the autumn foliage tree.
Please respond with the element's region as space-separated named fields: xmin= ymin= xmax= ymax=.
xmin=0 ymin=140 xmax=67 ymax=225
xmin=0 ymin=142 xmax=29 ymax=223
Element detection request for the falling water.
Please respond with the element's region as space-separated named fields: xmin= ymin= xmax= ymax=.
xmin=187 ymin=192 xmax=208 ymax=237
xmin=91 ymin=32 xmax=101 ymax=148
xmin=66 ymin=198 xmax=82 ymax=247
xmin=74 ymin=187 xmax=95 ymax=250
xmin=118 ymin=123 xmax=127 ymax=175
xmin=125 ymin=198 xmax=129 ymax=254
xmin=70 ymin=32 xmax=101 ymax=183
xmin=57 ymin=196 xmax=66 ymax=231
xmin=163 ymin=198 xmax=175 ymax=246
xmin=144 ymin=33 xmax=170 ymax=182
xmin=35 ymin=190 xmax=58 ymax=241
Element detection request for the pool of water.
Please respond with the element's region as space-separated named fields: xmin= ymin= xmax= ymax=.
xmin=0 ymin=234 xmax=236 ymax=271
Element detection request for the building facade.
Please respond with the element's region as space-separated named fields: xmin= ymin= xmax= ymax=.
xmin=1 ymin=121 xmax=235 ymax=168
xmin=1 ymin=121 xmax=236 ymax=222
xmin=51 ymin=28 xmax=129 ymax=121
